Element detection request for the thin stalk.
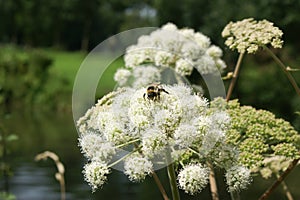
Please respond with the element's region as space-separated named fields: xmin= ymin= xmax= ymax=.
xmin=166 ymin=150 xmax=180 ymax=200
xmin=188 ymin=147 xmax=201 ymax=156
xmin=152 ymin=171 xmax=170 ymax=200
xmin=115 ymin=138 xmax=140 ymax=149
xmin=207 ymin=162 xmax=219 ymax=200
xmin=226 ymin=53 xmax=245 ymax=101
xmin=132 ymin=142 xmax=169 ymax=200
xmin=259 ymin=158 xmax=299 ymax=200
xmin=230 ymin=191 xmax=241 ymax=200
xmin=108 ymin=149 xmax=138 ymax=168
xmin=275 ymin=174 xmax=293 ymax=200
xmin=264 ymin=46 xmax=300 ymax=97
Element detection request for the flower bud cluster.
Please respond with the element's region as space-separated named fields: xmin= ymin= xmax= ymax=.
xmin=222 ymin=18 xmax=283 ymax=53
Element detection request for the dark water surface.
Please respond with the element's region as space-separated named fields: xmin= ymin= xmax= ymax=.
xmin=2 ymin=109 xmax=300 ymax=200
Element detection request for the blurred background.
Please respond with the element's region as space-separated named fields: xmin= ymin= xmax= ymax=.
xmin=0 ymin=0 xmax=300 ymax=199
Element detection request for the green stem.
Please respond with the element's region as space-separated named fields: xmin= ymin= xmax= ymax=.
xmin=166 ymin=150 xmax=180 ymax=200
xmin=115 ymin=138 xmax=140 ymax=149
xmin=226 ymin=53 xmax=245 ymax=101
xmin=108 ymin=149 xmax=138 ymax=168
xmin=230 ymin=191 xmax=241 ymax=200
xmin=188 ymin=147 xmax=201 ymax=156
xmin=264 ymin=46 xmax=300 ymax=97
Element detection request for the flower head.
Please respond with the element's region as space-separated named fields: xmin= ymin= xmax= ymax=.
xmin=83 ymin=161 xmax=110 ymax=191
xmin=141 ymin=128 xmax=168 ymax=158
xmin=222 ymin=18 xmax=283 ymax=53
xmin=132 ymin=65 xmax=161 ymax=88
xmin=178 ymin=163 xmax=210 ymax=195
xmin=259 ymin=156 xmax=293 ymax=179
xmin=174 ymin=123 xmax=199 ymax=148
xmin=124 ymin=154 xmax=153 ymax=182
xmin=78 ymin=86 xmax=237 ymax=193
xmin=225 ymin=165 xmax=252 ymax=192
xmin=175 ymin=58 xmax=194 ymax=76
xmin=114 ymin=22 xmax=226 ymax=88
xmin=114 ymin=69 xmax=131 ymax=86
xmin=222 ymin=99 xmax=300 ymax=170
xmin=79 ymin=132 xmax=116 ymax=162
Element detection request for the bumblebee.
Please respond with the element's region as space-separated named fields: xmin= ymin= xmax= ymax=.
xmin=143 ymin=83 xmax=169 ymax=101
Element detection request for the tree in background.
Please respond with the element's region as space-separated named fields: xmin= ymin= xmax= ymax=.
xmin=1 ymin=0 xmax=300 ymax=51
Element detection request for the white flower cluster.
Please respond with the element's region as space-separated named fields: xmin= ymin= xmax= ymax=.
xmin=78 ymin=84 xmax=250 ymax=194
xmin=114 ymin=65 xmax=161 ymax=88
xmin=225 ymin=165 xmax=252 ymax=192
xmin=222 ymin=18 xmax=283 ymax=54
xmin=79 ymin=132 xmax=116 ymax=161
xmin=178 ymin=163 xmax=209 ymax=195
xmin=124 ymin=154 xmax=153 ymax=182
xmin=258 ymin=156 xmax=292 ymax=179
xmin=114 ymin=22 xmax=226 ymax=88
xmin=83 ymin=161 xmax=110 ymax=191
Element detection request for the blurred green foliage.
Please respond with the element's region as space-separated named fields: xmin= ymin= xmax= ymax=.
xmin=0 ymin=45 xmax=51 ymax=110
xmin=0 ymin=0 xmax=299 ymax=122
xmin=0 ymin=45 xmax=72 ymax=111
xmin=0 ymin=124 xmax=18 ymax=197
xmin=0 ymin=0 xmax=155 ymax=51
xmin=0 ymin=192 xmax=16 ymax=200
xmin=1 ymin=0 xmax=300 ymax=51
xmin=154 ymin=0 xmax=300 ymax=49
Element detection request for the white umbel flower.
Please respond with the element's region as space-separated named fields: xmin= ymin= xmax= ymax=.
xmin=114 ymin=69 xmax=131 ymax=86
xmin=121 ymin=22 xmax=226 ymax=79
xmin=209 ymin=111 xmax=231 ymax=131
xmin=174 ymin=123 xmax=199 ymax=148
xmin=132 ymin=65 xmax=161 ymax=88
xmin=222 ymin=18 xmax=283 ymax=53
xmin=194 ymin=32 xmax=211 ymax=48
xmin=225 ymin=165 xmax=252 ymax=192
xmin=178 ymin=163 xmax=209 ymax=195
xmin=207 ymin=45 xmax=223 ymax=59
xmin=141 ymin=128 xmax=168 ymax=158
xmin=124 ymin=51 xmax=146 ymax=68
xmin=128 ymin=85 xmax=183 ymax=133
xmin=154 ymin=50 xmax=175 ymax=67
xmin=77 ymin=84 xmax=238 ymax=193
xmin=161 ymin=22 xmax=178 ymax=31
xmin=114 ymin=65 xmax=162 ymax=89
xmin=79 ymin=132 xmax=116 ymax=162
xmin=124 ymin=154 xmax=153 ymax=182
xmin=83 ymin=161 xmax=110 ymax=191
xmin=175 ymin=58 xmax=194 ymax=76
xmin=195 ymin=55 xmax=216 ymax=74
